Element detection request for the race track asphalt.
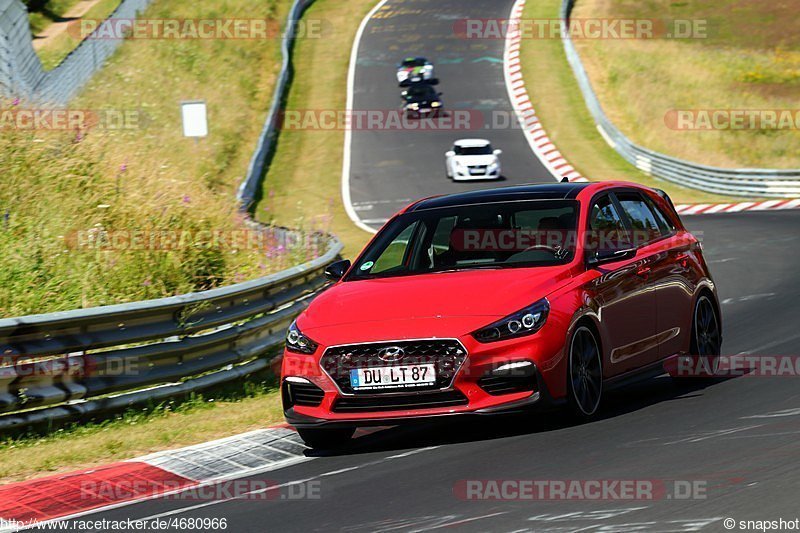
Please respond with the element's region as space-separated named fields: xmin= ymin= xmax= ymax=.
xmin=65 ymin=0 xmax=800 ymax=531
xmin=347 ymin=0 xmax=552 ymax=229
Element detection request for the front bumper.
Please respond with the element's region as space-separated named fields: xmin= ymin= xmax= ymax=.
xmin=404 ymin=106 xmax=441 ymax=117
xmin=452 ymin=171 xmax=501 ymax=181
xmin=282 ymin=334 xmax=567 ymax=428
xmin=284 ymin=391 xmax=545 ymax=428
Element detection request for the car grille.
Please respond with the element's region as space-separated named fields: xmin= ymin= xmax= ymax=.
xmin=282 ymin=381 xmax=325 ymax=408
xmin=468 ymin=165 xmax=487 ymax=174
xmin=320 ymin=339 xmax=467 ymax=395
xmin=332 ymin=389 xmax=468 ymax=412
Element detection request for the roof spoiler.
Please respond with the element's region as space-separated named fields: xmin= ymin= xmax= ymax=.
xmin=654 ymin=188 xmax=677 ymax=213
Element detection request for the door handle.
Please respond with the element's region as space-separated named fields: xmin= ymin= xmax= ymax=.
xmin=635 ymin=267 xmax=651 ymax=277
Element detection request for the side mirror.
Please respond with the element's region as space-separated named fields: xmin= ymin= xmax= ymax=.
xmin=493 ymin=149 xmax=503 ymax=156
xmin=445 ymin=150 xmax=456 ymax=158
xmin=437 ymin=92 xmax=443 ymax=97
xmin=587 ymin=248 xmax=635 ymax=267
xmin=324 ymin=259 xmax=351 ymax=281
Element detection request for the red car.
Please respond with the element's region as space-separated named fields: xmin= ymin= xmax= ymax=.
xmin=282 ymin=182 xmax=722 ymax=448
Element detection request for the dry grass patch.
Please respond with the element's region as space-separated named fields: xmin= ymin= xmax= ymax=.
xmin=518 ymin=0 xmax=748 ymax=204
xmin=573 ymin=0 xmax=800 ymax=169
xmin=0 ymin=0 xmax=315 ymax=316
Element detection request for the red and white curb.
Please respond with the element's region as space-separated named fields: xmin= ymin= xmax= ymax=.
xmin=503 ymin=0 xmax=587 ymax=185
xmin=673 ymin=198 xmax=800 ymax=215
xmin=0 ymin=426 xmax=309 ymax=529
xmin=502 ymin=0 xmax=800 ymax=216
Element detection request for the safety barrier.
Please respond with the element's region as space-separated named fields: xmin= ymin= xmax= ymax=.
xmin=561 ymin=0 xmax=800 ymax=198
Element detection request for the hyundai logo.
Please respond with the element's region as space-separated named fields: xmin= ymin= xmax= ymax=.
xmin=377 ymin=346 xmax=406 ymax=362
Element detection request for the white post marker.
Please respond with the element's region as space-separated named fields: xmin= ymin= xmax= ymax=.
xmin=181 ymin=100 xmax=208 ymax=139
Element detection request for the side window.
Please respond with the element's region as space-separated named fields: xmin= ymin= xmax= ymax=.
xmin=368 ymin=221 xmax=420 ymax=274
xmin=588 ymin=195 xmax=630 ymax=253
xmin=645 ymin=197 xmax=677 ymax=235
xmin=430 ymin=216 xmax=457 ymax=256
xmin=616 ymin=193 xmax=663 ymax=246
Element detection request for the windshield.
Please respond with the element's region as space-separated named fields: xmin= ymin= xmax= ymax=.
xmin=404 ymin=86 xmax=436 ymax=99
xmin=347 ymin=200 xmax=578 ymax=280
xmin=401 ymin=58 xmax=427 ymax=67
xmin=454 ymin=144 xmax=492 ymax=156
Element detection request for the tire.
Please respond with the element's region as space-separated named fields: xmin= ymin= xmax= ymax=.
xmin=567 ymin=325 xmax=603 ymax=418
xmin=673 ymin=295 xmax=721 ymax=381
xmin=297 ymin=427 xmax=355 ymax=449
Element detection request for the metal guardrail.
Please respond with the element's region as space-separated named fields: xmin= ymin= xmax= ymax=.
xmin=0 ymin=0 xmax=340 ymax=431
xmin=238 ymin=0 xmax=315 ymax=208
xmin=0 ymin=0 xmax=152 ymax=104
xmin=0 ymin=232 xmax=341 ymax=431
xmin=560 ymin=0 xmax=800 ymax=198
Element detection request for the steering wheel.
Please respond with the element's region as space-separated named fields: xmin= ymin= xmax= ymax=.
xmin=520 ymin=244 xmax=561 ymax=256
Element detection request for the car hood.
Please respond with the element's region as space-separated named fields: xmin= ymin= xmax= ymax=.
xmin=298 ymin=265 xmax=575 ymax=344
xmin=453 ymin=154 xmax=497 ymax=166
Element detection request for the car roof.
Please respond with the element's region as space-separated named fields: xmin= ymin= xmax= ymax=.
xmin=407 ymin=183 xmax=593 ymax=211
xmin=453 ymin=139 xmax=491 ymax=147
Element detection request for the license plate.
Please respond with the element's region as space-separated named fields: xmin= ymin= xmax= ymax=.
xmin=470 ymin=169 xmax=486 ymax=175
xmin=350 ymin=364 xmax=436 ymax=390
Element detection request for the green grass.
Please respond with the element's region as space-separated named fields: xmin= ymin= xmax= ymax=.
xmin=26 ymin=0 xmax=82 ymax=35
xmin=518 ymin=0 xmax=752 ymax=204
xmin=0 ymin=0 xmax=324 ymax=317
xmin=571 ymin=0 xmax=800 ymax=169
xmin=36 ymin=0 xmax=122 ymax=70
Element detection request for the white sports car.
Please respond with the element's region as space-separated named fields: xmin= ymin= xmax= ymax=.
xmin=396 ymin=57 xmax=434 ymax=85
xmin=445 ymin=139 xmax=502 ymax=181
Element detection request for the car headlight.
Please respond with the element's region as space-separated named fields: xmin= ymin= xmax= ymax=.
xmin=431 ymin=101 xmax=441 ymax=108
xmin=285 ymin=321 xmax=319 ymax=354
xmin=407 ymin=103 xmax=419 ymax=110
xmin=472 ymin=298 xmax=550 ymax=343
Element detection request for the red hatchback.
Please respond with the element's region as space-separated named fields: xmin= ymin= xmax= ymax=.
xmin=282 ymin=182 xmax=722 ymax=448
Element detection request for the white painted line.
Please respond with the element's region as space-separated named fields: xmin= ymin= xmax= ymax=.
xmin=341 ymin=0 xmax=390 ymax=236
xmin=742 ymin=408 xmax=800 ymax=419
